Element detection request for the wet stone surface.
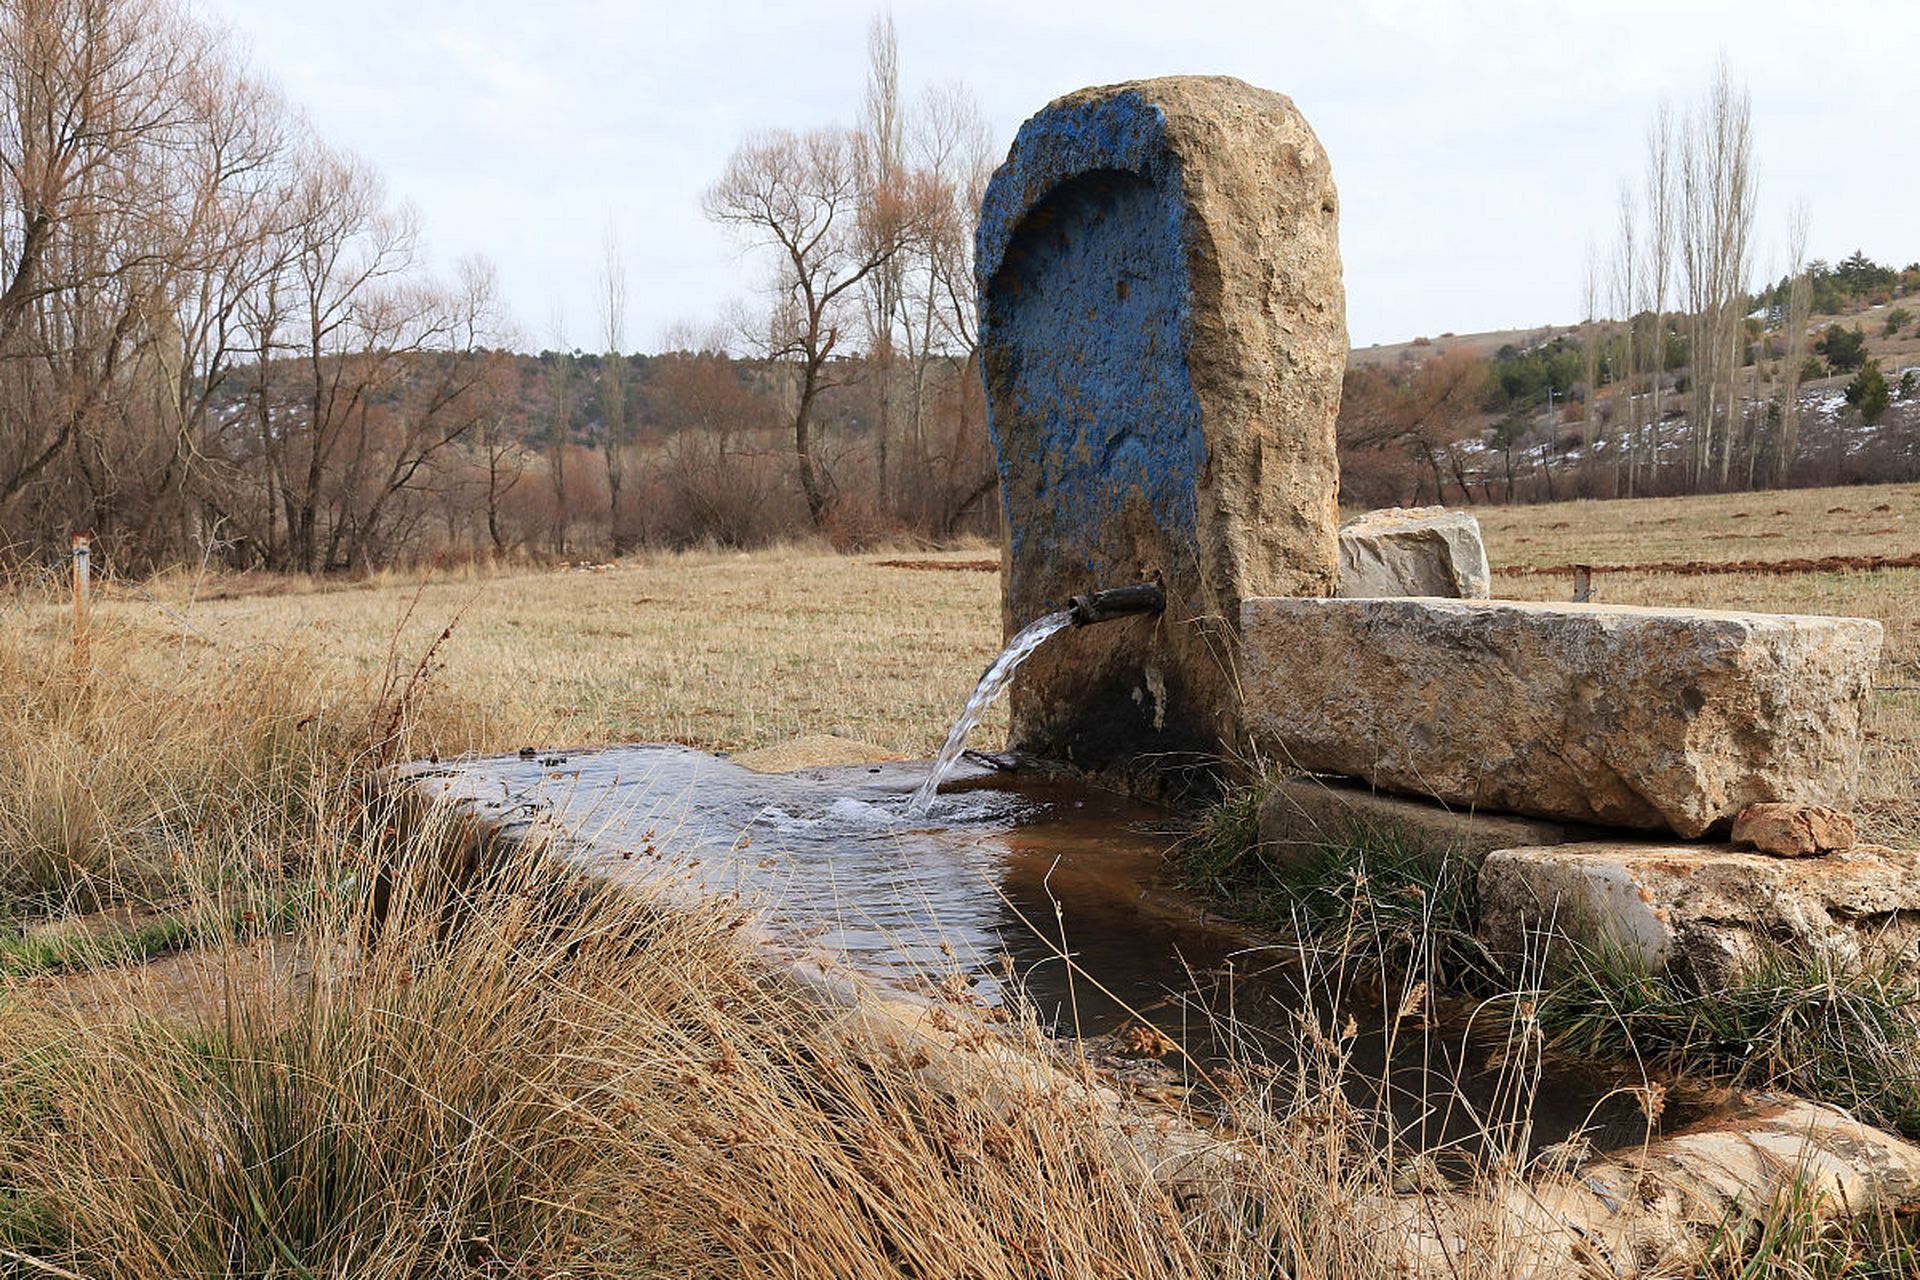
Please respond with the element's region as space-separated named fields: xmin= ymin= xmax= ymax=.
xmin=408 ymin=744 xmax=1705 ymax=1161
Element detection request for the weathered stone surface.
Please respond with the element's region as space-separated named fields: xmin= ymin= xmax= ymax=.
xmin=1732 ymin=802 xmax=1857 ymax=856
xmin=1479 ymin=841 xmax=1920 ymax=987
xmin=1336 ymin=505 xmax=1490 ymax=599
xmin=1375 ymin=1095 xmax=1920 ymax=1278
xmin=1257 ymin=776 xmax=1582 ymax=873
xmin=1240 ymin=597 xmax=1882 ymax=836
xmin=978 ymin=76 xmax=1344 ymax=786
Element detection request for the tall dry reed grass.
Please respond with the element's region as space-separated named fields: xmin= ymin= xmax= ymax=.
xmin=0 ymin=813 xmax=1487 ymax=1279
xmin=0 ymin=629 xmax=347 ymax=909
xmin=0 ymin=574 xmax=535 ymax=912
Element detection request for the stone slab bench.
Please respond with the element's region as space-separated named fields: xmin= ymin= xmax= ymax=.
xmin=1240 ymin=597 xmax=1882 ymax=837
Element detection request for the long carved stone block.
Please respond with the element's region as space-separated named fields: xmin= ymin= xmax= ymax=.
xmin=978 ymin=76 xmax=1344 ymax=784
xmin=1239 ymin=597 xmax=1882 ymax=836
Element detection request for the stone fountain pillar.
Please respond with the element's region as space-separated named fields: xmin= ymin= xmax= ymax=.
xmin=976 ymin=76 xmax=1346 ymax=791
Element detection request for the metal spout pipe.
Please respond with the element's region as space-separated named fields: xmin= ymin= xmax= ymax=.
xmin=1066 ymin=582 xmax=1165 ymax=627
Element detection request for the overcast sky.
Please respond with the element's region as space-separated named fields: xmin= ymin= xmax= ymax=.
xmin=195 ymin=0 xmax=1916 ymax=352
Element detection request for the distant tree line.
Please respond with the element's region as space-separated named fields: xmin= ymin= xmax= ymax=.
xmin=0 ymin=1 xmax=999 ymax=576
xmin=1339 ymin=301 xmax=1918 ymax=508
xmin=5 ymin=9 xmax=1913 ymax=575
xmin=1757 ymin=250 xmax=1920 ymax=317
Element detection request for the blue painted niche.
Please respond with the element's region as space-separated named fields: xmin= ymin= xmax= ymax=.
xmin=979 ymin=118 xmax=1204 ymax=600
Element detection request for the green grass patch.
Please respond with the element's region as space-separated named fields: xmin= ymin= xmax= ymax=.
xmin=1696 ymin=1181 xmax=1920 ymax=1279
xmin=1175 ymin=782 xmax=1494 ymax=989
xmin=1176 ymin=778 xmax=1271 ymax=893
xmin=0 ymin=916 xmax=194 ymax=980
xmin=1539 ymin=940 xmax=1920 ymax=1136
xmin=0 ymin=882 xmax=316 ymax=984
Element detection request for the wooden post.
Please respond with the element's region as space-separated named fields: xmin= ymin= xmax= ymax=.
xmin=71 ymin=531 xmax=90 ymax=682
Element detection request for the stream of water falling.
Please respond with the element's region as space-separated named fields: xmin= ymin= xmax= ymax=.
xmin=907 ymin=609 xmax=1075 ymax=816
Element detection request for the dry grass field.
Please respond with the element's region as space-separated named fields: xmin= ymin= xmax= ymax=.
xmin=13 ymin=479 xmax=1912 ymax=838
xmin=22 ymin=541 xmax=1009 ymax=762
xmin=3 ymin=482 xmax=1920 ymax=1277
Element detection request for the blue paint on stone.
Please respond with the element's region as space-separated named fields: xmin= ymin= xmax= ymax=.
xmin=976 ymin=92 xmax=1204 ymax=609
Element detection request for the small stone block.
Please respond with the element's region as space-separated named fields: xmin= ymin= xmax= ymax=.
xmin=1731 ymin=802 xmax=1857 ymax=857
xmin=1336 ymin=505 xmax=1491 ymax=599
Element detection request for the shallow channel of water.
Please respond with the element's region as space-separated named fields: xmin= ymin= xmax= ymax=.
xmin=411 ymin=744 xmax=1694 ymax=1160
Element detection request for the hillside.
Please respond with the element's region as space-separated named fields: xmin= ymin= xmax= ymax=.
xmin=1337 ymin=261 xmax=1920 ymax=509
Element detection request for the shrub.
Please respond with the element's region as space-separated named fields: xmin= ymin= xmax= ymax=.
xmin=1816 ymin=323 xmax=1870 ymax=373
xmin=1885 ymin=306 xmax=1912 ymax=337
xmin=1481 ymin=335 xmax=1586 ymax=412
xmin=1847 ymin=359 xmax=1892 ymax=425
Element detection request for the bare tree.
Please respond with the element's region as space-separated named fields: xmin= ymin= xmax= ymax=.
xmin=899 ymin=80 xmax=997 ymax=533
xmin=1678 ymin=60 xmax=1755 ymax=489
xmin=1637 ymin=102 xmax=1676 ymax=494
xmin=0 ymin=0 xmax=1009 ymax=566
xmin=332 ymin=258 xmax=502 ymax=569
xmin=545 ymin=307 xmax=571 ymax=554
xmin=475 ymin=353 xmax=528 ymax=555
xmin=600 ymin=222 xmax=630 ymax=553
xmin=1608 ymin=189 xmax=1637 ymax=495
xmin=1772 ymin=201 xmax=1812 ymax=485
xmin=0 ymin=0 xmax=215 ymax=522
xmin=705 ymin=126 xmax=916 ymax=529
xmin=1581 ymin=237 xmax=1605 ymax=489
xmin=276 ymin=148 xmax=419 ymax=571
xmin=1339 ymin=349 xmax=1488 ymax=504
xmin=159 ymin=65 xmax=298 ymax=560
xmin=858 ymin=9 xmax=903 ymax=511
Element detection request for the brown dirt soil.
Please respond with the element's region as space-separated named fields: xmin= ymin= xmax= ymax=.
xmin=872 ymin=558 xmax=1000 ymax=572
xmin=6 ymin=935 xmax=322 ymax=1023
xmin=1500 ymin=552 xmax=1920 ymax=579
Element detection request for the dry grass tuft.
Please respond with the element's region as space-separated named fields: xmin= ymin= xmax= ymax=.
xmin=0 ymin=627 xmax=352 ymax=907
xmin=0 ymin=828 xmax=729 ymax=1274
xmin=0 ymin=811 xmax=1490 ymax=1279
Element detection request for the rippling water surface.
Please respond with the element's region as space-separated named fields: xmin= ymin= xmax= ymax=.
xmin=413 ymin=744 xmax=1697 ymax=1158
